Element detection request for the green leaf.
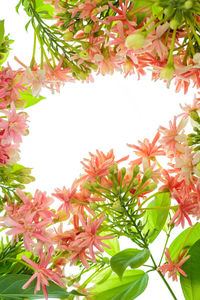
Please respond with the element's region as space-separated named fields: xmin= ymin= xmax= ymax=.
xmin=152 ymin=4 xmax=163 ymax=20
xmin=35 ymin=0 xmax=54 ymax=18
xmin=169 ymin=223 xmax=200 ymax=261
xmin=91 ymin=269 xmax=148 ymax=300
xmin=0 ymin=20 xmax=5 ymax=46
xmin=92 ymin=267 xmax=113 ymax=285
xmin=0 ymin=274 xmax=80 ymax=299
xmin=19 ymin=88 xmax=45 ymax=109
xmin=180 ymin=239 xmax=200 ymax=300
xmin=102 ymin=233 xmax=120 ymax=256
xmin=110 ymin=248 xmax=150 ymax=279
xmin=143 ymin=192 xmax=171 ymax=242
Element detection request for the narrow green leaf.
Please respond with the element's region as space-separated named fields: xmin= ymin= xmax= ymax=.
xmin=180 ymin=239 xmax=200 ymax=300
xmin=142 ymin=192 xmax=171 ymax=242
xmin=16 ymin=0 xmax=23 ymax=13
xmin=91 ymin=270 xmax=148 ymax=300
xmin=0 ymin=274 xmax=80 ymax=299
xmin=0 ymin=20 xmax=5 ymax=46
xmin=169 ymin=223 xmax=200 ymax=261
xmin=110 ymin=248 xmax=150 ymax=279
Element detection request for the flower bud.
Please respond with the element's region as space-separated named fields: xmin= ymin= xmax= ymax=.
xmin=184 ymin=1 xmax=193 ymax=9
xmin=79 ymin=50 xmax=90 ymax=60
xmin=160 ymin=65 xmax=174 ymax=86
xmin=142 ymin=169 xmax=153 ymax=183
xmin=132 ymin=165 xmax=139 ymax=177
xmin=84 ymin=24 xmax=93 ymax=34
xmin=190 ymin=110 xmax=200 ymax=122
xmin=112 ymin=199 xmax=123 ymax=212
xmin=169 ymin=19 xmax=178 ymax=30
xmin=125 ymin=32 xmax=146 ymax=50
xmin=63 ymin=31 xmax=74 ymax=42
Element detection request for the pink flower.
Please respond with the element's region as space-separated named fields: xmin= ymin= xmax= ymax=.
xmin=0 ymin=103 xmax=29 ymax=144
xmin=159 ymin=169 xmax=184 ymax=194
xmin=72 ymin=215 xmax=114 ymax=261
xmin=22 ymin=247 xmax=64 ymax=300
xmin=53 ymin=184 xmax=77 ymax=218
xmin=157 ymin=248 xmax=190 ymax=281
xmin=1 ymin=213 xmax=52 ymax=251
xmin=68 ymin=0 xmax=97 ymax=19
xmin=0 ymin=66 xmax=27 ymax=105
xmin=128 ymin=132 xmax=165 ymax=166
xmin=107 ymin=0 xmax=136 ymax=29
xmin=170 ymin=188 xmax=197 ymax=228
xmin=81 ymin=149 xmax=128 ymax=181
xmin=159 ymin=116 xmax=187 ymax=156
xmin=145 ymin=23 xmax=169 ymax=61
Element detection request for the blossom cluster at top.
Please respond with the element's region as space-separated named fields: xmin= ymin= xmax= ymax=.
xmin=14 ymin=0 xmax=200 ymax=96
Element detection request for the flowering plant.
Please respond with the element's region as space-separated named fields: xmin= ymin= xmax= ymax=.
xmin=1 ymin=1 xmax=200 ymax=300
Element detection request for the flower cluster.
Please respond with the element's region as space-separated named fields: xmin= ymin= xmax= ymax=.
xmin=14 ymin=0 xmax=200 ymax=96
xmin=1 ymin=4 xmax=200 ymax=299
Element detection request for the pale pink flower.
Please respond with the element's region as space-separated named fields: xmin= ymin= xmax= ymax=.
xmin=159 ymin=116 xmax=187 ymax=156
xmin=175 ymin=147 xmax=200 ymax=185
xmin=180 ymin=94 xmax=200 ymax=118
xmin=24 ymin=67 xmax=46 ymax=97
xmin=145 ymin=23 xmax=169 ymax=61
xmin=157 ymin=248 xmax=190 ymax=281
xmin=0 ymin=142 xmax=20 ymax=165
xmin=22 ymin=247 xmax=64 ymax=300
xmin=128 ymin=132 xmax=165 ymax=166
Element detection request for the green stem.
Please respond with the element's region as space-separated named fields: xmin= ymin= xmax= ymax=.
xmin=30 ymin=29 xmax=37 ymax=68
xmin=150 ymin=254 xmax=177 ymax=300
xmin=167 ymin=28 xmax=177 ymax=66
xmin=119 ymin=195 xmax=177 ymax=300
xmin=158 ymin=227 xmax=172 ymax=266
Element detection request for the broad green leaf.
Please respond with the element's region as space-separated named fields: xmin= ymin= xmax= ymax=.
xmin=91 ymin=269 xmax=148 ymax=300
xmin=19 ymin=88 xmax=45 ymax=109
xmin=92 ymin=267 xmax=113 ymax=285
xmin=180 ymin=239 xmax=200 ymax=300
xmin=102 ymin=233 xmax=120 ymax=256
xmin=0 ymin=20 xmax=5 ymax=46
xmin=169 ymin=223 xmax=200 ymax=261
xmin=143 ymin=192 xmax=171 ymax=243
xmin=0 ymin=274 xmax=80 ymax=299
xmin=110 ymin=248 xmax=150 ymax=279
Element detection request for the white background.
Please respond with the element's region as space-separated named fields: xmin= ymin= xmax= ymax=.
xmin=1 ymin=1 xmax=198 ymax=299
